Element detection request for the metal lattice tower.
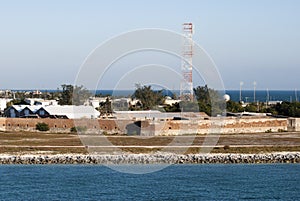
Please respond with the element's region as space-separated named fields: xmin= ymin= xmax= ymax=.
xmin=180 ymin=22 xmax=194 ymax=101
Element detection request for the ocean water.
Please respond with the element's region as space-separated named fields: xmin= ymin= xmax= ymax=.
xmin=87 ymin=90 xmax=300 ymax=103
xmin=94 ymin=90 xmax=300 ymax=102
xmin=0 ymin=164 xmax=299 ymax=200
xmin=11 ymin=89 xmax=299 ymax=103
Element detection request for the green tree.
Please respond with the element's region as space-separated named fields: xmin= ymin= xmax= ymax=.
xmin=244 ymin=103 xmax=258 ymax=112
xmin=59 ymin=84 xmax=91 ymax=105
xmin=273 ymin=101 xmax=300 ymax=117
xmin=164 ymin=101 xmax=200 ymax=113
xmin=226 ymin=100 xmax=244 ymax=113
xmin=131 ymin=84 xmax=165 ymax=110
xmin=193 ymin=85 xmax=224 ymax=116
xmin=98 ymin=97 xmax=113 ymax=116
xmin=6 ymin=99 xmax=28 ymax=107
xmin=194 ymin=85 xmax=210 ymax=104
xmin=70 ymin=126 xmax=87 ymax=133
xmin=59 ymin=84 xmax=73 ymax=105
xmin=164 ymin=102 xmax=181 ymax=112
xmin=36 ymin=122 xmax=49 ymax=131
xmin=72 ymin=85 xmax=92 ymax=105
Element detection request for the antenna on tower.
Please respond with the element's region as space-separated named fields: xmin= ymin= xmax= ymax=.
xmin=180 ymin=22 xmax=194 ymax=101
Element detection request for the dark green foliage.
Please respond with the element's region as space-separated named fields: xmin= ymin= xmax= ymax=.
xmin=131 ymin=84 xmax=165 ymax=110
xmin=98 ymin=97 xmax=113 ymax=116
xmin=197 ymin=101 xmax=212 ymax=115
xmin=226 ymin=100 xmax=300 ymax=117
xmin=164 ymin=102 xmax=181 ymax=112
xmin=36 ymin=122 xmax=49 ymax=131
xmin=194 ymin=85 xmax=211 ymax=104
xmin=193 ymin=85 xmax=225 ymax=116
xmin=59 ymin=84 xmax=73 ymax=105
xmin=164 ymin=85 xmax=225 ymax=116
xmin=70 ymin=126 xmax=87 ymax=133
xmin=244 ymin=103 xmax=258 ymax=112
xmin=226 ymin=100 xmax=244 ymax=113
xmin=273 ymin=101 xmax=300 ymax=117
xmin=265 ymin=129 xmax=272 ymax=133
xmin=6 ymin=99 xmax=28 ymax=107
xmin=59 ymin=84 xmax=91 ymax=105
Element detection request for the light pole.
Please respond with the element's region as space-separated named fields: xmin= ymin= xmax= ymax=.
xmin=266 ymin=88 xmax=269 ymax=106
xmin=239 ymin=81 xmax=244 ymax=102
xmin=253 ymin=81 xmax=257 ymax=103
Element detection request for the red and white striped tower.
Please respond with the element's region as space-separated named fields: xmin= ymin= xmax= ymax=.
xmin=180 ymin=22 xmax=194 ymax=101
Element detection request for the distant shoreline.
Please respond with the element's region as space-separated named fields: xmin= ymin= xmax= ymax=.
xmin=0 ymin=152 xmax=299 ymax=164
xmin=2 ymin=89 xmax=298 ymax=102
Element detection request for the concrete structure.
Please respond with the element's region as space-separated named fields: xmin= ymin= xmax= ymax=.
xmin=114 ymin=110 xmax=208 ymax=121
xmin=102 ymin=111 xmax=288 ymax=136
xmin=0 ymin=115 xmax=288 ymax=136
xmin=287 ymin=118 xmax=300 ymax=132
xmin=134 ymin=116 xmax=287 ymax=136
xmin=0 ymin=117 xmax=129 ymax=133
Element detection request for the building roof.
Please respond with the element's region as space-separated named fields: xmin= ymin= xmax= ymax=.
xmin=10 ymin=105 xmax=42 ymax=113
xmin=24 ymin=105 xmax=43 ymax=113
xmin=24 ymin=98 xmax=44 ymax=105
xmin=42 ymin=105 xmax=100 ymax=119
xmin=11 ymin=105 xmax=29 ymax=112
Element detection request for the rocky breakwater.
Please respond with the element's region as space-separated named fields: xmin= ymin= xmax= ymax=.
xmin=0 ymin=153 xmax=300 ymax=164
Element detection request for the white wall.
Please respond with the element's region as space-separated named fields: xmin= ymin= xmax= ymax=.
xmin=0 ymin=98 xmax=12 ymax=112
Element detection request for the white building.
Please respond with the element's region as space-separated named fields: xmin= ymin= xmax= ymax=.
xmin=84 ymin=97 xmax=107 ymax=108
xmin=163 ymin=96 xmax=181 ymax=106
xmin=0 ymin=98 xmax=12 ymax=113
xmin=4 ymin=104 xmax=100 ymax=119
xmin=5 ymin=105 xmax=42 ymax=118
xmin=24 ymin=98 xmax=58 ymax=106
xmin=288 ymin=118 xmax=300 ymax=132
xmin=36 ymin=105 xmax=100 ymax=119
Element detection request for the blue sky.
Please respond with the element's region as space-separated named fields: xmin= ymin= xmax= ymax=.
xmin=0 ymin=0 xmax=299 ymax=90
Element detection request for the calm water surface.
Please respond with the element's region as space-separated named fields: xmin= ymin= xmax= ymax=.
xmin=0 ymin=164 xmax=299 ymax=200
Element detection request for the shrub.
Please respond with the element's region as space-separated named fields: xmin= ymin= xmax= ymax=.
xmin=70 ymin=126 xmax=87 ymax=133
xmin=224 ymin=145 xmax=230 ymax=150
xmin=70 ymin=127 xmax=77 ymax=133
xmin=265 ymin=129 xmax=272 ymax=133
xmin=36 ymin=122 xmax=49 ymax=131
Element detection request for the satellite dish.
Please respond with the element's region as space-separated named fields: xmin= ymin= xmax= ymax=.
xmin=223 ymin=94 xmax=230 ymax=102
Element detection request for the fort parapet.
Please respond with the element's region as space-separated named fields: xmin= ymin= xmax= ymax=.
xmin=0 ymin=116 xmax=290 ymax=135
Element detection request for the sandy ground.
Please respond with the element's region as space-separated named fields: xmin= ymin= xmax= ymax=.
xmin=0 ymin=131 xmax=299 ymax=155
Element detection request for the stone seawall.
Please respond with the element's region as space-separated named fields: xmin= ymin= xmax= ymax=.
xmin=0 ymin=153 xmax=299 ymax=164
